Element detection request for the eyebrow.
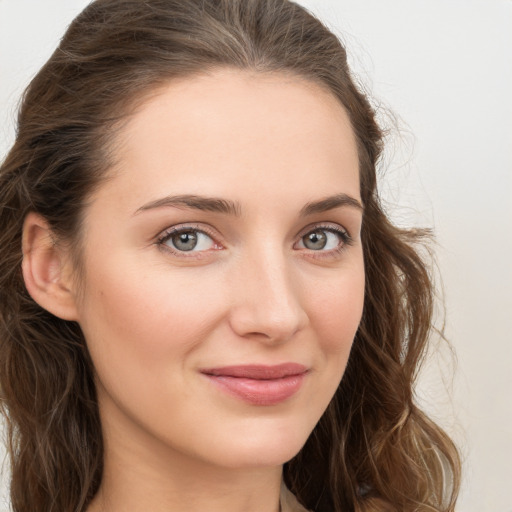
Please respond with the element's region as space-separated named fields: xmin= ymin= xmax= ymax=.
xmin=134 ymin=192 xmax=363 ymax=217
xmin=134 ymin=194 xmax=242 ymax=216
xmin=299 ymin=193 xmax=364 ymax=216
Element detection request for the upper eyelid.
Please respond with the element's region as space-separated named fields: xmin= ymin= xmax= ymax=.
xmin=155 ymin=221 xmax=352 ymax=249
xmin=295 ymin=225 xmax=351 ymax=245
xmin=295 ymin=221 xmax=350 ymax=239
xmin=156 ymin=225 xmax=221 ymax=257
xmin=157 ymin=221 xmax=348 ymax=236
xmin=157 ymin=223 xmax=218 ymax=241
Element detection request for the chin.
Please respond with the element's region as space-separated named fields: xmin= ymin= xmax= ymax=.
xmin=216 ymin=445 xmax=305 ymax=470
xmin=200 ymin=420 xmax=313 ymax=469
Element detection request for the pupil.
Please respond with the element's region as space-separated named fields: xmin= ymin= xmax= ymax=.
xmin=173 ymin=231 xmax=197 ymax=251
xmin=304 ymin=231 xmax=327 ymax=250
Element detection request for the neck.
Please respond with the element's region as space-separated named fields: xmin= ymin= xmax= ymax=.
xmin=87 ymin=409 xmax=283 ymax=512
xmin=89 ymin=456 xmax=283 ymax=512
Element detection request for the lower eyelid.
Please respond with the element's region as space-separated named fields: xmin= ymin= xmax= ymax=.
xmin=156 ymin=224 xmax=352 ymax=257
xmin=156 ymin=226 xmax=220 ymax=253
xmin=296 ymin=226 xmax=350 ymax=246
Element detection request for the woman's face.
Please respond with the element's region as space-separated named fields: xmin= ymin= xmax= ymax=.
xmin=73 ymin=69 xmax=364 ymax=470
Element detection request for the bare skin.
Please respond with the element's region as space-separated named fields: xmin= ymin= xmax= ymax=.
xmin=23 ymin=68 xmax=364 ymax=512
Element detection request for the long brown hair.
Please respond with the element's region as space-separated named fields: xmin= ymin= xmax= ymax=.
xmin=0 ymin=1 xmax=460 ymax=511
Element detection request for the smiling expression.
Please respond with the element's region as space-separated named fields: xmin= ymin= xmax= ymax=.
xmin=72 ymin=69 xmax=365 ymax=470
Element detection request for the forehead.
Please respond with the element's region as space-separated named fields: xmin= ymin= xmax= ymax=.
xmin=99 ymin=68 xmax=360 ymax=211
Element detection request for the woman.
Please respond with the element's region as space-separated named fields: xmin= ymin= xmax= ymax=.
xmin=0 ymin=1 xmax=460 ymax=511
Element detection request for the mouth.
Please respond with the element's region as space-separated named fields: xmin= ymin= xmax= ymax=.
xmin=200 ymin=363 xmax=308 ymax=406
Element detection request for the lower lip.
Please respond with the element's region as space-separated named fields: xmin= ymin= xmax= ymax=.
xmin=203 ymin=373 xmax=306 ymax=406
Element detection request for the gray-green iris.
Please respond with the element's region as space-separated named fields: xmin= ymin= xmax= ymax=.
xmin=172 ymin=231 xmax=198 ymax=251
xmin=303 ymin=230 xmax=327 ymax=250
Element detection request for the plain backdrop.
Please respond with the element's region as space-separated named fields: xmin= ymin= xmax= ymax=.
xmin=1 ymin=1 xmax=511 ymax=511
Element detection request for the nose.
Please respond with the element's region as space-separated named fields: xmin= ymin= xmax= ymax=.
xmin=228 ymin=248 xmax=309 ymax=344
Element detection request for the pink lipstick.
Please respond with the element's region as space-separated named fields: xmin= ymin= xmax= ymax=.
xmin=200 ymin=363 xmax=308 ymax=406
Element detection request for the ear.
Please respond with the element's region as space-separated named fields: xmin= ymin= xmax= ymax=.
xmin=22 ymin=212 xmax=79 ymax=321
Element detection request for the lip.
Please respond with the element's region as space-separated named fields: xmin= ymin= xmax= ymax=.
xmin=200 ymin=363 xmax=308 ymax=406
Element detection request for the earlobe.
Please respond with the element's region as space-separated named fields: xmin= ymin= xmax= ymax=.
xmin=22 ymin=212 xmax=79 ymax=321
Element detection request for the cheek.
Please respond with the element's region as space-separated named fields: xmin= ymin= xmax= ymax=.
xmin=76 ymin=261 xmax=230 ymax=433
xmin=304 ymin=260 xmax=365 ymax=409
xmin=308 ymin=266 xmax=365 ymax=354
xmin=77 ymin=259 xmax=226 ymax=374
xmin=294 ymin=263 xmax=364 ymax=434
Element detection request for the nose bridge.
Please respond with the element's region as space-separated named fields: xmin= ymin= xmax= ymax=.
xmin=228 ymin=240 xmax=308 ymax=342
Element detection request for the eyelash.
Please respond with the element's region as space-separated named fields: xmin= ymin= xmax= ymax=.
xmin=156 ymin=223 xmax=353 ymax=259
xmin=297 ymin=224 xmax=354 ymax=260
xmin=156 ymin=224 xmax=221 ymax=259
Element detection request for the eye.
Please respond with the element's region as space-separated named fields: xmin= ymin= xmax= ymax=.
xmin=296 ymin=227 xmax=351 ymax=252
xmin=159 ymin=228 xmax=217 ymax=253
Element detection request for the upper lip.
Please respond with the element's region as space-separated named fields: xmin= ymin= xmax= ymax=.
xmin=200 ymin=363 xmax=308 ymax=380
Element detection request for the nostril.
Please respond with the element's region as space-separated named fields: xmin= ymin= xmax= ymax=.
xmin=228 ymin=301 xmax=307 ymax=344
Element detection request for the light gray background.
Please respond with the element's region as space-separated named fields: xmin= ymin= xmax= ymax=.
xmin=1 ymin=1 xmax=511 ymax=511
